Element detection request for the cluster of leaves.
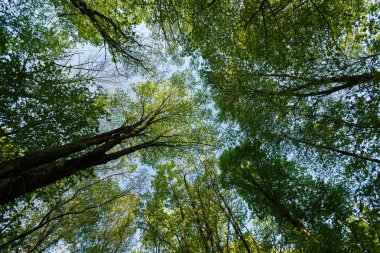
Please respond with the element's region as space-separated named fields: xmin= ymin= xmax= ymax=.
xmin=1 ymin=0 xmax=380 ymax=252
xmin=1 ymin=0 xmax=220 ymax=252
xmin=140 ymin=157 xmax=263 ymax=252
xmin=147 ymin=0 xmax=380 ymax=252
xmin=0 ymin=0 xmax=108 ymax=160
xmin=0 ymin=170 xmax=141 ymax=252
xmin=220 ymin=142 xmax=352 ymax=251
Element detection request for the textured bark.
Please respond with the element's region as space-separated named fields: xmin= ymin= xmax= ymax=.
xmin=0 ymin=125 xmax=126 ymax=178
xmin=0 ymin=140 xmax=166 ymax=205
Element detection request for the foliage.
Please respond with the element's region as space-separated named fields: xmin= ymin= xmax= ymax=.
xmin=1 ymin=0 xmax=379 ymax=252
xmin=0 ymin=171 xmax=141 ymax=252
xmin=220 ymin=142 xmax=359 ymax=252
xmin=140 ymin=157 xmax=263 ymax=252
xmin=148 ymin=1 xmax=380 ymax=251
xmin=50 ymin=0 xmax=157 ymax=70
xmin=0 ymin=0 xmax=108 ymax=159
xmin=148 ymin=0 xmax=380 ymax=168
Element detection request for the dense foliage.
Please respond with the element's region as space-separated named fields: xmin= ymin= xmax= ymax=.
xmin=1 ymin=0 xmax=379 ymax=252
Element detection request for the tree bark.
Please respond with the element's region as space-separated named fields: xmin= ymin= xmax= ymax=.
xmin=0 ymin=105 xmax=177 ymax=205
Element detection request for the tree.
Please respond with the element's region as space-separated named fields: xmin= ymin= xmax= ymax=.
xmin=0 ymin=77 xmax=206 ymax=205
xmin=148 ymin=2 xmax=380 ymax=251
xmin=50 ymin=0 xmax=153 ymax=71
xmin=0 ymin=0 xmax=163 ymax=162
xmin=0 ymin=0 xmax=108 ymax=160
xmin=2 ymin=0 xmax=380 ymax=252
xmin=148 ymin=0 xmax=380 ymax=167
xmin=220 ymin=141 xmax=379 ymax=252
xmin=0 ymin=171 xmax=142 ymax=252
xmin=141 ymin=157 xmax=263 ymax=252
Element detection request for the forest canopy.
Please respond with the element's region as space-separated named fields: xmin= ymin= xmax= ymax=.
xmin=1 ymin=0 xmax=379 ymax=252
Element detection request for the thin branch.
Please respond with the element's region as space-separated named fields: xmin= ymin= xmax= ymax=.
xmin=284 ymin=135 xmax=380 ymax=164
xmin=0 ymin=190 xmax=132 ymax=249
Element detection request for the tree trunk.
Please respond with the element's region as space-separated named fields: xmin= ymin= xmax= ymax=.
xmin=0 ymin=108 xmax=175 ymax=205
xmin=183 ymin=174 xmax=211 ymax=253
xmin=211 ymin=182 xmax=254 ymax=253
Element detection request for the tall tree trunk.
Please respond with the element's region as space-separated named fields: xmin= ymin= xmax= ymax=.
xmin=241 ymin=170 xmax=321 ymax=246
xmin=182 ymin=174 xmax=211 ymax=253
xmin=195 ymin=182 xmax=223 ymax=253
xmin=170 ymin=184 xmax=191 ymax=253
xmin=0 ymin=107 xmax=176 ymax=205
xmin=211 ymin=182 xmax=254 ymax=253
